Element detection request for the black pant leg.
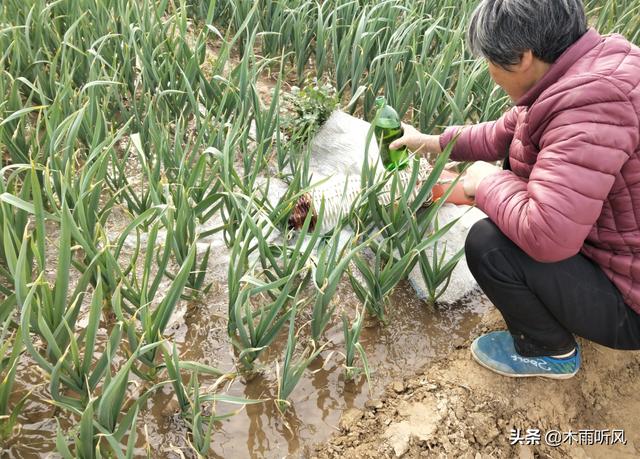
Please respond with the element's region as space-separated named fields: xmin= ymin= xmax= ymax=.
xmin=465 ymin=218 xmax=640 ymax=356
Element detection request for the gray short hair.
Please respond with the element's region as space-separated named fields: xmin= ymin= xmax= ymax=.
xmin=468 ymin=0 xmax=588 ymax=67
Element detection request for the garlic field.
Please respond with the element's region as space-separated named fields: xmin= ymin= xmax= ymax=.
xmin=0 ymin=0 xmax=637 ymax=457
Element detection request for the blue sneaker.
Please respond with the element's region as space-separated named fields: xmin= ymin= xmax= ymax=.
xmin=470 ymin=331 xmax=580 ymax=379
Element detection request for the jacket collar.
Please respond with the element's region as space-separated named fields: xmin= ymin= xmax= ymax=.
xmin=516 ymin=28 xmax=603 ymax=107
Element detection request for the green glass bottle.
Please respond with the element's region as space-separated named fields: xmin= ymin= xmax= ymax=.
xmin=374 ymin=96 xmax=409 ymax=171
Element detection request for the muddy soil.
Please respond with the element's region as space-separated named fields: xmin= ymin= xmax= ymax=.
xmin=3 ymin=232 xmax=492 ymax=459
xmin=313 ymin=309 xmax=640 ymax=459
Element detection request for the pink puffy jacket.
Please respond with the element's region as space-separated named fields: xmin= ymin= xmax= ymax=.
xmin=440 ymin=29 xmax=640 ymax=313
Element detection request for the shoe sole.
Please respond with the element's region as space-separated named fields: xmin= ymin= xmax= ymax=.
xmin=470 ymin=347 xmax=578 ymax=380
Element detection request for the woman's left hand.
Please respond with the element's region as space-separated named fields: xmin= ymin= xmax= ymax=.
xmin=462 ymin=161 xmax=503 ymax=197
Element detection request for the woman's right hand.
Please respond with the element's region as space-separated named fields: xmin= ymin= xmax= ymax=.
xmin=389 ymin=123 xmax=442 ymax=155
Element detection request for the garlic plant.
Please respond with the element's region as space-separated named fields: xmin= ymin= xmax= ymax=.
xmin=289 ymin=159 xmax=434 ymax=234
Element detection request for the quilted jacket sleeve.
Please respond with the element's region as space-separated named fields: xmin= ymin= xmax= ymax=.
xmin=439 ymin=106 xmax=521 ymax=162
xmin=475 ymin=76 xmax=640 ymax=262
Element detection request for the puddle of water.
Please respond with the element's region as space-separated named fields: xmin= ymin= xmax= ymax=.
xmin=3 ymin=275 xmax=491 ymax=459
xmin=150 ymin=281 xmax=491 ymax=458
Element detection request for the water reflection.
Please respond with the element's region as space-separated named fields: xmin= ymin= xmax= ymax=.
xmin=6 ymin=280 xmax=490 ymax=459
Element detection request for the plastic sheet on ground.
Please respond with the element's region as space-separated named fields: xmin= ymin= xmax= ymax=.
xmin=307 ymin=110 xmax=487 ymax=304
